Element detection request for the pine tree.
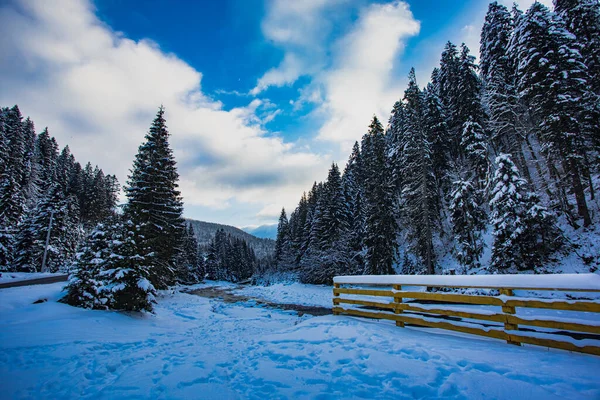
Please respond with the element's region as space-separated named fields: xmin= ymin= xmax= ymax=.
xmin=423 ymin=83 xmax=451 ymax=194
xmin=98 ymin=219 xmax=157 ymax=312
xmin=63 ymin=222 xmax=112 ymax=309
xmin=555 ymin=0 xmax=600 ymax=95
xmin=125 ymin=106 xmax=185 ymax=289
xmin=362 ymin=116 xmax=398 ymax=275
xmin=490 ymin=154 xmax=564 ymax=272
xmin=399 ymin=69 xmax=439 ymax=274
xmin=450 ymin=179 xmax=486 ymax=272
xmin=274 ymin=208 xmax=293 ymax=269
xmin=457 ymin=44 xmax=489 ymax=187
xmin=14 ymin=184 xmax=81 ymax=272
xmin=480 ymin=2 xmax=534 ymax=184
xmin=510 ymin=2 xmax=594 ymax=227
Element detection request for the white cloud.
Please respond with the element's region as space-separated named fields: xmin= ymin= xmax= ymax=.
xmin=316 ymin=1 xmax=420 ymax=147
xmin=251 ymin=0 xmax=349 ymax=95
xmin=0 ymin=0 xmax=328 ymax=224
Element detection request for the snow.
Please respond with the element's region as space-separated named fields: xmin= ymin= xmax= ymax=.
xmin=1 ymin=282 xmax=599 ymax=399
xmin=0 ymin=272 xmax=63 ymax=284
xmin=334 ymin=273 xmax=600 ymax=291
xmin=234 ymin=282 xmax=333 ymax=308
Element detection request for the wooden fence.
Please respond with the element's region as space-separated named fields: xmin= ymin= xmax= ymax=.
xmin=332 ymin=274 xmax=600 ymax=356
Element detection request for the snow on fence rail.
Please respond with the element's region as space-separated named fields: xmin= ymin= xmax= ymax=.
xmin=332 ymin=274 xmax=600 ymax=356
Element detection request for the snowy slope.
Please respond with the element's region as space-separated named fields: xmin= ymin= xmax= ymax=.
xmin=1 ymin=283 xmax=599 ymax=399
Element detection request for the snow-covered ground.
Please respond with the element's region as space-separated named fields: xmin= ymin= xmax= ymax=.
xmin=0 ymin=272 xmax=63 ymax=284
xmin=1 ymin=282 xmax=599 ymax=399
xmin=234 ymin=282 xmax=333 ymax=308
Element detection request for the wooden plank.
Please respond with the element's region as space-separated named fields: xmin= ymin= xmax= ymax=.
xmin=335 ymin=307 xmax=507 ymax=341
xmin=334 ymin=307 xmax=600 ymax=355
xmin=334 ymin=298 xmax=397 ymax=310
xmin=506 ymin=299 xmax=600 ymax=313
xmin=508 ymin=334 xmax=600 ymax=356
xmin=332 ymin=307 xmax=402 ymax=323
xmin=395 ymin=291 xmax=504 ymax=306
xmin=335 ymin=298 xmax=600 ymax=335
xmin=402 ymin=304 xmax=507 ymax=324
xmin=334 ymin=288 xmax=395 ymax=297
xmin=506 ymin=316 xmax=600 ymax=335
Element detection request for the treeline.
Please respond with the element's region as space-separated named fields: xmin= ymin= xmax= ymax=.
xmin=272 ymin=0 xmax=600 ymax=283
xmin=204 ymin=228 xmax=259 ymax=282
xmin=0 ymin=105 xmax=119 ymax=272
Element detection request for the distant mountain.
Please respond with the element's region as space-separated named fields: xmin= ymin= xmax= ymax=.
xmin=242 ymin=224 xmax=278 ymax=240
xmin=186 ymin=219 xmax=275 ymax=259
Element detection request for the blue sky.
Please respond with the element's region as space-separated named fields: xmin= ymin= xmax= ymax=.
xmin=0 ymin=0 xmax=548 ymax=228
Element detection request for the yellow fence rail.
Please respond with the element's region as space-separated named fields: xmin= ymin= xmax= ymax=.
xmin=332 ymin=274 xmax=600 ymax=356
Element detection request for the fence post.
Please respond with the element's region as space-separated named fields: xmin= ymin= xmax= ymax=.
xmin=500 ymin=288 xmax=521 ymax=346
xmin=393 ymin=284 xmax=405 ymax=327
xmin=333 ymin=283 xmax=340 ymax=315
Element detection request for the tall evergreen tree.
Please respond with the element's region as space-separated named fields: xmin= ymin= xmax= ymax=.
xmin=362 ymin=116 xmax=398 ymax=275
xmin=399 ymin=69 xmax=439 ymax=275
xmin=125 ymin=106 xmax=185 ymax=289
xmin=449 ymin=179 xmax=486 ymax=272
xmin=555 ymin=0 xmax=600 ymax=95
xmin=510 ymin=2 xmax=594 ymax=227
xmin=490 ymin=154 xmax=564 ymax=272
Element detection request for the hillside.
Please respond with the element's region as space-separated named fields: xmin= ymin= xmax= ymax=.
xmin=186 ymin=219 xmax=275 ymax=259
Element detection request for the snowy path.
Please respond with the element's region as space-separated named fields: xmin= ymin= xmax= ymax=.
xmin=1 ymin=283 xmax=599 ymax=399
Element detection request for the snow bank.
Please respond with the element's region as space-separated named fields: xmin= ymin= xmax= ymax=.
xmin=1 ymin=283 xmax=599 ymax=399
xmin=334 ymin=273 xmax=600 ymax=291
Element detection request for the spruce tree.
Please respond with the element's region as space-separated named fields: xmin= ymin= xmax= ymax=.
xmin=555 ymin=0 xmax=600 ymax=95
xmin=490 ymin=154 xmax=564 ymax=272
xmin=450 ymin=179 xmax=485 ymax=272
xmin=63 ymin=223 xmax=112 ymax=309
xmin=125 ymin=106 xmax=185 ymax=289
xmin=399 ymin=69 xmax=439 ymax=275
xmin=362 ymin=116 xmax=398 ymax=275
xmin=510 ymin=2 xmax=593 ymax=227
xmin=98 ymin=219 xmax=157 ymax=312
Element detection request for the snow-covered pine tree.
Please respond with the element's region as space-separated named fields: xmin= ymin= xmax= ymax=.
xmin=438 ymin=42 xmax=465 ymax=162
xmin=423 ymin=82 xmax=451 ymax=195
xmin=98 ymin=219 xmax=157 ymax=312
xmin=32 ymin=127 xmax=59 ymax=195
xmin=480 ymin=2 xmax=533 ymax=183
xmin=362 ymin=116 xmax=398 ymax=275
xmin=399 ymin=69 xmax=439 ymax=275
xmin=457 ymin=44 xmax=490 ymax=188
xmin=555 ymin=0 xmax=600 ymax=95
xmin=63 ymin=222 xmax=112 ymax=309
xmin=490 ymin=154 xmax=564 ymax=272
xmin=300 ymin=163 xmax=352 ymax=284
xmin=449 ymin=179 xmax=486 ymax=273
xmin=274 ymin=208 xmax=294 ymax=269
xmin=13 ymin=184 xmax=80 ymax=272
xmin=510 ymin=2 xmax=594 ymax=227
xmin=0 ymin=106 xmax=27 ymax=269
xmin=125 ymin=106 xmax=185 ymax=289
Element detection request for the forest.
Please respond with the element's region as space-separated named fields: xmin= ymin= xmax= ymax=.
xmin=269 ymin=0 xmax=600 ymax=284
xmin=1 ymin=0 xmax=599 ymax=310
